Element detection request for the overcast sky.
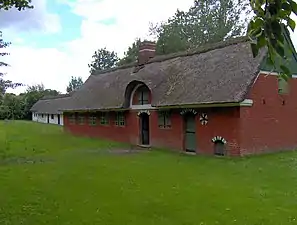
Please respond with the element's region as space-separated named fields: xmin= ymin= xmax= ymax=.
xmin=1 ymin=0 xmax=297 ymax=94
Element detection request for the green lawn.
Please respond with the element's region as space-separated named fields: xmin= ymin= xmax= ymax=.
xmin=1 ymin=121 xmax=297 ymax=224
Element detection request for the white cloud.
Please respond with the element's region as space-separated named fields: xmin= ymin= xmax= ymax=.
xmin=4 ymin=0 xmax=297 ymax=95
xmin=0 ymin=0 xmax=61 ymax=34
xmin=3 ymin=46 xmax=81 ymax=94
xmin=65 ymin=0 xmax=194 ymax=54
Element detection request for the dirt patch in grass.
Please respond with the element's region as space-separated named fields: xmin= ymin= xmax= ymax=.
xmin=77 ymin=148 xmax=150 ymax=156
xmin=0 ymin=156 xmax=54 ymax=166
xmin=107 ymin=149 xmax=150 ymax=155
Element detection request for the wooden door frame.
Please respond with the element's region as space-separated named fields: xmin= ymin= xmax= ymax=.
xmin=138 ymin=112 xmax=150 ymax=146
xmin=182 ymin=112 xmax=197 ymax=153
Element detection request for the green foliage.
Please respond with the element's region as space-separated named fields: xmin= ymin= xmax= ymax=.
xmin=66 ymin=76 xmax=83 ymax=93
xmin=0 ymin=84 xmax=60 ymax=120
xmin=0 ymin=0 xmax=33 ymax=10
xmin=248 ymin=0 xmax=297 ymax=78
xmin=0 ymin=32 xmax=22 ymax=95
xmin=2 ymin=121 xmax=297 ymax=224
xmin=117 ymin=0 xmax=249 ymax=65
xmin=88 ymin=48 xmax=119 ymax=74
xmin=0 ymin=0 xmax=34 ymax=95
xmin=150 ymin=0 xmax=249 ymax=55
xmin=118 ymin=39 xmax=141 ymax=66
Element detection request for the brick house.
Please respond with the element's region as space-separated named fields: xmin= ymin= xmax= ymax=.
xmin=32 ymin=29 xmax=297 ymax=156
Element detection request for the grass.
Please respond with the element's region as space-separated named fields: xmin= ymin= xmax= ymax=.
xmin=1 ymin=121 xmax=297 ymax=224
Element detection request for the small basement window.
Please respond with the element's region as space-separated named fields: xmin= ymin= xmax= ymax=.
xmin=89 ymin=115 xmax=97 ymax=126
xmin=214 ymin=141 xmax=225 ymax=156
xmin=158 ymin=111 xmax=171 ymax=128
xmin=278 ymin=77 xmax=289 ymax=94
xmin=100 ymin=112 xmax=109 ymax=125
xmin=115 ymin=112 xmax=125 ymax=126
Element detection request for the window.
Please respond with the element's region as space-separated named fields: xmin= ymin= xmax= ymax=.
xmin=138 ymin=86 xmax=149 ymax=105
xmin=51 ymin=114 xmax=54 ymax=119
xmin=278 ymin=77 xmax=289 ymax=94
xmin=89 ymin=115 xmax=97 ymax=126
xmin=115 ymin=112 xmax=125 ymax=126
xmin=69 ymin=114 xmax=76 ymax=124
xmin=78 ymin=115 xmax=85 ymax=125
xmin=100 ymin=112 xmax=109 ymax=125
xmin=41 ymin=114 xmax=44 ymax=118
xmin=158 ymin=111 xmax=171 ymax=128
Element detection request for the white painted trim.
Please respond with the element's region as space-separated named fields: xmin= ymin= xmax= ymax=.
xmin=239 ymin=99 xmax=253 ymax=106
xmin=139 ymin=49 xmax=155 ymax=52
xmin=137 ymin=110 xmax=151 ymax=116
xmin=130 ymin=84 xmax=143 ymax=107
xmin=131 ymin=104 xmax=155 ymax=110
xmin=259 ymin=70 xmax=297 ymax=78
xmin=212 ymin=136 xmax=227 ymax=144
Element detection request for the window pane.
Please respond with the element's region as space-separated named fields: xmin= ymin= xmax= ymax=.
xmin=89 ymin=115 xmax=97 ymax=126
xmin=158 ymin=111 xmax=171 ymax=128
xmin=165 ymin=114 xmax=171 ymax=127
xmin=100 ymin=112 xmax=109 ymax=125
xmin=158 ymin=113 xmax=164 ymax=128
xmin=78 ymin=116 xmax=85 ymax=125
xmin=115 ymin=112 xmax=125 ymax=126
xmin=69 ymin=114 xmax=76 ymax=124
xmin=142 ymin=91 xmax=149 ymax=104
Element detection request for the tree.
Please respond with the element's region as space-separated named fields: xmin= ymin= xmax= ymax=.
xmin=0 ymin=0 xmax=33 ymax=10
xmin=0 ymin=32 xmax=22 ymax=96
xmin=248 ymin=0 xmax=297 ymax=79
xmin=88 ymin=48 xmax=119 ymax=74
xmin=0 ymin=93 xmax=25 ymax=120
xmin=66 ymin=76 xmax=83 ymax=93
xmin=118 ymin=39 xmax=141 ymax=66
xmin=150 ymin=0 xmax=249 ymax=55
xmin=21 ymin=84 xmax=59 ymax=120
xmin=0 ymin=1 xmax=33 ymax=97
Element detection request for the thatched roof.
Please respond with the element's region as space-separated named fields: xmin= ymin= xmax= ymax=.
xmin=59 ymin=37 xmax=266 ymax=111
xmin=30 ymin=94 xmax=72 ymax=114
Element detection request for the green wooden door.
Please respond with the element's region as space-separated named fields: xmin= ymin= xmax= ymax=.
xmin=185 ymin=114 xmax=196 ymax=152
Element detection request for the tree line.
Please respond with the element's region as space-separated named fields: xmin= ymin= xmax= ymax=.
xmin=0 ymin=77 xmax=84 ymax=120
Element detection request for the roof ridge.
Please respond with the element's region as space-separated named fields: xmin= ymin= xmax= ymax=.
xmin=41 ymin=93 xmax=71 ymax=100
xmin=93 ymin=36 xmax=249 ymax=76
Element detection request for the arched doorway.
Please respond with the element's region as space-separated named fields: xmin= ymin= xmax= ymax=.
xmin=184 ymin=113 xmax=196 ymax=152
xmin=139 ymin=113 xmax=150 ymax=145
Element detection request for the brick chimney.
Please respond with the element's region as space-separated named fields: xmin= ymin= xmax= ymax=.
xmin=138 ymin=41 xmax=156 ymax=65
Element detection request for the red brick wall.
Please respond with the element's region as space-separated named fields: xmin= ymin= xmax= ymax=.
xmin=64 ymin=107 xmax=241 ymax=156
xmin=64 ymin=111 xmax=139 ymax=145
xmin=240 ymin=73 xmax=297 ymax=155
xmin=197 ymin=108 xmax=241 ymax=156
xmin=150 ymin=110 xmax=184 ymax=150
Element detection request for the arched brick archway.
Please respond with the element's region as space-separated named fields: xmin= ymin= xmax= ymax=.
xmin=123 ymin=81 xmax=151 ymax=108
xmin=212 ymin=136 xmax=227 ymax=156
